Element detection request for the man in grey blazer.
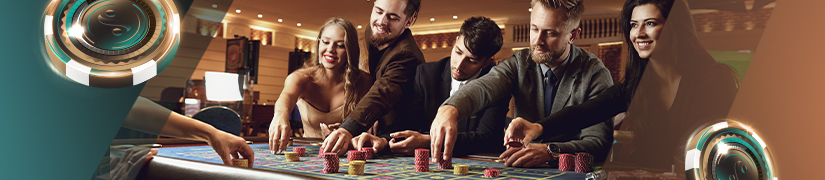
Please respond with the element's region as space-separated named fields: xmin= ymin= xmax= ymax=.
xmin=430 ymin=0 xmax=614 ymax=168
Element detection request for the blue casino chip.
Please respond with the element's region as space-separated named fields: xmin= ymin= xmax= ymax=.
xmin=43 ymin=0 xmax=180 ymax=88
xmin=685 ymin=120 xmax=777 ymax=180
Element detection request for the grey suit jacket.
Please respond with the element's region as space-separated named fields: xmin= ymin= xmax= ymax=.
xmin=443 ymin=46 xmax=614 ymax=161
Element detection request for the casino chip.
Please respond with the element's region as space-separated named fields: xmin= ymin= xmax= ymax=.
xmin=43 ymin=0 xmax=180 ymax=88
xmin=684 ymin=120 xmax=777 ymax=180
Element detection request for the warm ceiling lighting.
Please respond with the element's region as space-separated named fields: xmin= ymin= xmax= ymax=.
xmin=528 ymin=8 xmax=532 ymax=12
xmin=235 ymin=9 xmax=241 ymax=13
xmin=211 ymin=4 xmax=217 ymax=8
xmin=453 ymin=15 xmax=458 ymax=20
xmin=257 ymin=13 xmax=262 ymax=18
xmin=278 ymin=18 xmax=283 ymax=22
xmin=429 ymin=17 xmax=435 ymax=22
xmin=357 ymin=25 xmax=362 ymax=29
xmin=297 ymin=23 xmax=302 ymax=27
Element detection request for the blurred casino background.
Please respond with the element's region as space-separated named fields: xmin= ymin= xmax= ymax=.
xmin=127 ymin=0 xmax=774 ymax=139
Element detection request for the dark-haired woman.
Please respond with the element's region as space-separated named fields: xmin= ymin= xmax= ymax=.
xmin=503 ymin=0 xmax=739 ymax=172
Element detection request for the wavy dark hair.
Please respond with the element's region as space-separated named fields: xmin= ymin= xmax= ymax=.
xmin=300 ymin=18 xmax=363 ymax=120
xmin=459 ymin=16 xmax=503 ymax=59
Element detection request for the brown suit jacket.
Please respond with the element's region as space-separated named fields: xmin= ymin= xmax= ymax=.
xmin=339 ymin=28 xmax=425 ymax=136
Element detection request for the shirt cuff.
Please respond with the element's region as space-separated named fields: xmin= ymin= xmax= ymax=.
xmin=340 ymin=118 xmax=366 ymax=137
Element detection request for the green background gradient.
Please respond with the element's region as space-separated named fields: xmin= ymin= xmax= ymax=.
xmin=0 ymin=0 xmax=193 ymax=179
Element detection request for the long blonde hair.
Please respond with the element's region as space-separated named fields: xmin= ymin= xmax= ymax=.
xmin=298 ymin=17 xmax=362 ymax=119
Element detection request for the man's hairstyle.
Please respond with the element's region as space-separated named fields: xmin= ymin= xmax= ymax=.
xmin=531 ymin=0 xmax=585 ymax=30
xmin=403 ymin=0 xmax=421 ymax=21
xmin=458 ymin=16 xmax=503 ymax=59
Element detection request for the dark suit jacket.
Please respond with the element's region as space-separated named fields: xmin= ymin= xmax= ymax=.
xmin=382 ymin=57 xmax=510 ymax=155
xmin=444 ymin=47 xmax=614 ymax=161
xmin=340 ymin=28 xmax=425 ymax=136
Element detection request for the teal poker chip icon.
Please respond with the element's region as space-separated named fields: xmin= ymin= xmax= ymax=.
xmin=43 ymin=0 xmax=180 ymax=88
xmin=685 ymin=120 xmax=777 ymax=180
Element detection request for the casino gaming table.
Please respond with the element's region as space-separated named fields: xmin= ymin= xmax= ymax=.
xmin=140 ymin=142 xmax=587 ymax=179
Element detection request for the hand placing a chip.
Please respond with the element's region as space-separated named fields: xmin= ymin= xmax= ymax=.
xmin=498 ymin=143 xmax=554 ymax=167
xmin=322 ymin=128 xmax=353 ymax=156
xmin=351 ymin=132 xmax=388 ymax=153
xmin=388 ymin=130 xmax=430 ymax=155
xmin=207 ymin=129 xmax=255 ymax=167
xmin=503 ymin=117 xmax=543 ymax=147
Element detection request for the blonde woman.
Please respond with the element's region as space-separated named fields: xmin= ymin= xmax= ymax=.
xmin=268 ymin=18 xmax=371 ymax=154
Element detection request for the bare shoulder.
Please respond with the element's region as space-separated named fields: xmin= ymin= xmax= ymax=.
xmin=285 ymin=69 xmax=316 ymax=88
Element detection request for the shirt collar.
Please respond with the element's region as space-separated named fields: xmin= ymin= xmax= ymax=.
xmin=539 ymin=45 xmax=572 ymax=79
xmin=450 ymin=69 xmax=482 ymax=96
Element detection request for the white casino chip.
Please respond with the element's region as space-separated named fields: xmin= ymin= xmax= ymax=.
xmin=43 ymin=0 xmax=180 ymax=88
xmin=685 ymin=120 xmax=777 ymax=180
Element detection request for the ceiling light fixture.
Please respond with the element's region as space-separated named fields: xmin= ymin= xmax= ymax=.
xmin=297 ymin=23 xmax=302 ymax=27
xmin=212 ymin=4 xmax=217 ymax=8
xmin=235 ymin=9 xmax=241 ymax=13
xmin=278 ymin=18 xmax=283 ymax=22
xmin=453 ymin=15 xmax=458 ymax=20
xmin=430 ymin=17 xmax=435 ymax=22
xmin=357 ymin=25 xmax=362 ymax=29
xmin=528 ymin=8 xmax=532 ymax=12
xmin=257 ymin=13 xmax=262 ymax=18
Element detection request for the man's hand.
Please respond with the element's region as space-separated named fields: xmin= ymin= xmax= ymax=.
xmin=352 ymin=132 xmax=388 ymax=153
xmin=430 ymin=105 xmax=459 ymax=162
xmin=268 ymin=118 xmax=291 ymax=154
xmin=389 ymin=130 xmax=429 ymax=155
xmin=322 ymin=128 xmax=353 ymax=155
xmin=498 ymin=143 xmax=554 ymax=167
xmin=503 ymin=117 xmax=543 ymax=147
xmin=208 ymin=130 xmax=255 ymax=167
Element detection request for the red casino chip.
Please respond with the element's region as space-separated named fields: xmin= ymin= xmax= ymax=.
xmin=347 ymin=150 xmax=365 ymax=163
xmin=507 ymin=138 xmax=524 ymax=148
xmin=575 ymin=152 xmax=592 ymax=173
xmin=438 ymin=158 xmax=452 ymax=169
xmin=484 ymin=169 xmax=500 ymax=177
xmin=558 ymin=153 xmax=575 ymax=171
xmin=293 ymin=147 xmax=305 ymax=157
xmin=414 ymin=149 xmax=430 ymax=164
xmin=360 ymin=147 xmax=375 ymax=159
xmin=322 ymin=153 xmax=339 ymax=174
xmin=414 ymin=164 xmax=429 ymax=172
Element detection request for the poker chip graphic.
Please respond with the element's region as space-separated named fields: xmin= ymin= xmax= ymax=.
xmin=43 ymin=0 xmax=180 ymax=88
xmin=685 ymin=120 xmax=777 ymax=180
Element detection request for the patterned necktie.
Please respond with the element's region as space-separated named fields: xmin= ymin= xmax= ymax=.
xmin=544 ymin=70 xmax=556 ymax=117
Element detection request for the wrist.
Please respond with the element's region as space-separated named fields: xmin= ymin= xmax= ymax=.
xmin=438 ymin=105 xmax=459 ymax=118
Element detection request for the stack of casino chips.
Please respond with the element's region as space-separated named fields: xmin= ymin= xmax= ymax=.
xmin=453 ymin=164 xmax=469 ymax=175
xmin=575 ymin=152 xmax=592 ymax=173
xmin=293 ymin=147 xmax=306 ymax=157
xmin=348 ymin=160 xmax=366 ymax=175
xmin=317 ymin=146 xmax=325 ymax=158
xmin=347 ymin=150 xmax=365 ymax=163
xmin=284 ymin=152 xmax=300 ymax=162
xmin=232 ymin=159 xmax=248 ymax=168
xmin=322 ymin=153 xmax=339 ymax=174
xmin=438 ymin=157 xmax=452 ymax=169
xmin=484 ymin=169 xmax=500 ymax=177
xmin=558 ymin=153 xmax=575 ymax=171
xmin=414 ymin=149 xmax=429 ymax=172
xmin=360 ymin=147 xmax=375 ymax=159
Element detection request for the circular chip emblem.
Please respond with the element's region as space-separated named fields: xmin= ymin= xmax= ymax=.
xmin=43 ymin=0 xmax=180 ymax=88
xmin=685 ymin=120 xmax=777 ymax=180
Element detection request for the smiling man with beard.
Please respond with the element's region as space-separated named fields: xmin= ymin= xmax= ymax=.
xmin=321 ymin=0 xmax=425 ymax=155
xmin=429 ymin=0 xmax=615 ymax=168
